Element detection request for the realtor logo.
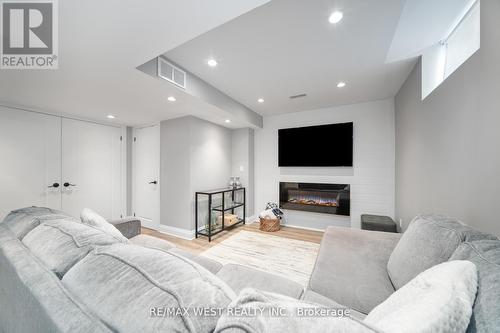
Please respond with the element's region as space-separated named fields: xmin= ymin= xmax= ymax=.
xmin=1 ymin=0 xmax=58 ymax=69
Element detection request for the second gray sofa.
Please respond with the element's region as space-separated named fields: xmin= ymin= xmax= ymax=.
xmin=306 ymin=215 xmax=500 ymax=333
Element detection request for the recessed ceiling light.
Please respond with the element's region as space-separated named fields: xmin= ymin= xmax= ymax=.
xmin=329 ymin=11 xmax=343 ymax=24
xmin=225 ymin=119 xmax=231 ymax=123
xmin=337 ymin=81 xmax=346 ymax=88
xmin=207 ymin=59 xmax=218 ymax=67
xmin=257 ymin=98 xmax=264 ymax=103
xmin=167 ymin=96 xmax=176 ymax=102
xmin=106 ymin=115 xmax=115 ymax=119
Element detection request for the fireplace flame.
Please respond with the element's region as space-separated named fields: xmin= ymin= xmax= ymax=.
xmin=288 ymin=194 xmax=338 ymax=207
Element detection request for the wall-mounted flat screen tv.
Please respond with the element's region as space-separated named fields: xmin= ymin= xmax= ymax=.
xmin=278 ymin=122 xmax=353 ymax=167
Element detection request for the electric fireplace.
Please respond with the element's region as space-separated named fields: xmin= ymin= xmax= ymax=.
xmin=279 ymin=182 xmax=350 ymax=216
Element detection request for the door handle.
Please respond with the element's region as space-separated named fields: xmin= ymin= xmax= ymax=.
xmin=149 ymin=181 xmax=158 ymax=185
xmin=63 ymin=182 xmax=76 ymax=187
xmin=48 ymin=182 xmax=60 ymax=188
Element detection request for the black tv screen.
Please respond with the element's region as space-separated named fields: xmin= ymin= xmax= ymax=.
xmin=278 ymin=122 xmax=353 ymax=167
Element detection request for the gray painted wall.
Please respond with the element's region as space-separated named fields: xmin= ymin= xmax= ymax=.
xmin=190 ymin=117 xmax=233 ymax=231
xmin=395 ymin=0 xmax=500 ymax=236
xmin=160 ymin=117 xmax=192 ymax=230
xmin=160 ymin=116 xmax=234 ymax=232
xmin=232 ymin=128 xmax=255 ymax=216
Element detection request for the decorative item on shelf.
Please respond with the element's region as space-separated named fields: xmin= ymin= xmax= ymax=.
xmin=205 ymin=211 xmax=220 ymax=232
xmin=229 ymin=176 xmax=236 ymax=188
xmin=234 ymin=176 xmax=241 ymax=188
xmin=217 ymin=214 xmax=239 ymax=227
xmin=211 ymin=210 xmax=218 ymax=225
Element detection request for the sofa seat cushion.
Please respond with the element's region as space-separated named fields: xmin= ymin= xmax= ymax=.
xmin=130 ymin=235 xmax=223 ymax=274
xmin=130 ymin=234 xmax=176 ymax=251
xmin=170 ymin=248 xmax=223 ymax=274
xmin=22 ymin=218 xmax=126 ymax=278
xmin=450 ymin=240 xmax=500 ymax=333
xmin=301 ymin=290 xmax=366 ymax=320
xmin=387 ymin=215 xmax=497 ymax=289
xmin=308 ymin=226 xmax=401 ymax=314
xmin=216 ymin=263 xmax=303 ymax=299
xmin=62 ymin=244 xmax=236 ymax=333
xmin=1 ymin=206 xmax=72 ymax=239
xmin=365 ymin=260 xmax=478 ymax=333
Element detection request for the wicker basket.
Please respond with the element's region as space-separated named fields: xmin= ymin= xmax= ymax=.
xmin=259 ymin=217 xmax=280 ymax=232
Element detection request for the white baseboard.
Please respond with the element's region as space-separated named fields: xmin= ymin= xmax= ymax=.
xmin=247 ymin=215 xmax=324 ymax=232
xmin=280 ymin=223 xmax=326 ymax=232
xmin=245 ymin=215 xmax=259 ymax=224
xmin=141 ymin=221 xmax=158 ymax=230
xmin=157 ymin=224 xmax=195 ymax=240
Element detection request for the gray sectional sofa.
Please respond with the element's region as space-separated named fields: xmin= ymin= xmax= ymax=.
xmin=0 ymin=207 xmax=499 ymax=332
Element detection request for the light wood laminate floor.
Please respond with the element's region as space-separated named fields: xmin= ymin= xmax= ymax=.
xmin=141 ymin=222 xmax=324 ymax=255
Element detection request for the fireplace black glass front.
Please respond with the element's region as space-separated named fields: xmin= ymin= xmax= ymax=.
xmin=279 ymin=182 xmax=350 ymax=216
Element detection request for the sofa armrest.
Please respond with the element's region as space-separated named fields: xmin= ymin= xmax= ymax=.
xmin=308 ymin=226 xmax=401 ymax=314
xmin=108 ymin=217 xmax=141 ymax=239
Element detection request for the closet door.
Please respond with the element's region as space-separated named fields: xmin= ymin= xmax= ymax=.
xmin=132 ymin=125 xmax=160 ymax=229
xmin=61 ymin=118 xmax=122 ymax=219
xmin=0 ymin=107 xmax=61 ymax=220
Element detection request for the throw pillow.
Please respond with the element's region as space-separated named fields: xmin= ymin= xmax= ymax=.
xmin=80 ymin=208 xmax=127 ymax=242
xmin=387 ymin=214 xmax=496 ymax=289
xmin=365 ymin=260 xmax=477 ymax=333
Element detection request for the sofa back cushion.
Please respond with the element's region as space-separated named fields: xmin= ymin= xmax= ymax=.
xmin=450 ymin=240 xmax=500 ymax=333
xmin=62 ymin=244 xmax=236 ymax=333
xmin=22 ymin=218 xmax=126 ymax=278
xmin=0 ymin=225 xmax=112 ymax=333
xmin=1 ymin=206 xmax=71 ymax=239
xmin=387 ymin=215 xmax=497 ymax=289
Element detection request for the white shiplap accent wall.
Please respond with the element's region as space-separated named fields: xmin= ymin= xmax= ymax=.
xmin=254 ymin=99 xmax=395 ymax=230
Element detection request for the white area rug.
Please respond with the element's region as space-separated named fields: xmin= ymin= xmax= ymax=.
xmin=200 ymin=230 xmax=320 ymax=286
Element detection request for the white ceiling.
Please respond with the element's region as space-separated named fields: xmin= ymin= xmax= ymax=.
xmin=165 ymin=0 xmax=418 ymax=116
xmin=387 ymin=0 xmax=476 ymax=62
xmin=0 ymin=0 xmax=472 ymax=125
xmin=0 ymin=0 xmax=269 ymax=127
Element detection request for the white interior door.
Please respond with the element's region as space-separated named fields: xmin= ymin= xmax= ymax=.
xmin=133 ymin=125 xmax=160 ymax=229
xmin=61 ymin=118 xmax=122 ymax=219
xmin=0 ymin=107 xmax=61 ymax=220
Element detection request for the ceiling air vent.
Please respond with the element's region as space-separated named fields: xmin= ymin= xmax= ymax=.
xmin=289 ymin=93 xmax=307 ymax=99
xmin=157 ymin=57 xmax=186 ymax=89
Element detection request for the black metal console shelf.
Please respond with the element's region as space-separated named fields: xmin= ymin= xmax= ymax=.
xmin=195 ymin=187 xmax=246 ymax=242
